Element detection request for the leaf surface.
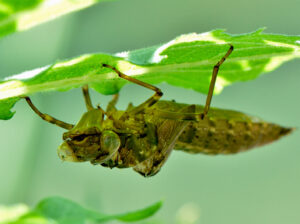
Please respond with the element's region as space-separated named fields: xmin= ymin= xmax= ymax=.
xmin=1 ymin=29 xmax=300 ymax=120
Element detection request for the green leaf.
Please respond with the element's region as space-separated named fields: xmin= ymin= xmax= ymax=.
xmin=1 ymin=29 xmax=300 ymax=120
xmin=35 ymin=197 xmax=86 ymax=224
xmin=114 ymin=201 xmax=162 ymax=222
xmin=3 ymin=197 xmax=162 ymax=224
xmin=32 ymin=196 xmax=162 ymax=224
xmin=8 ymin=212 xmax=50 ymax=224
xmin=89 ymin=200 xmax=163 ymax=222
xmin=0 ymin=0 xmax=111 ymax=38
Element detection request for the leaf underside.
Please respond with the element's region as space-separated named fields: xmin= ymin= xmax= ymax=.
xmin=1 ymin=29 xmax=300 ymax=120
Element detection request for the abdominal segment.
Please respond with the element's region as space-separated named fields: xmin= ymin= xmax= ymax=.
xmin=175 ymin=118 xmax=293 ymax=155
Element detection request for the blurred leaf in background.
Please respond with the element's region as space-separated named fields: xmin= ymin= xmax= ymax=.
xmin=0 ymin=203 xmax=30 ymax=224
xmin=0 ymin=0 xmax=112 ymax=39
xmin=2 ymin=196 xmax=162 ymax=224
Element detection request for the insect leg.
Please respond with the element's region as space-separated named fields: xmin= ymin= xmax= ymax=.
xmin=24 ymin=97 xmax=74 ymax=130
xmin=201 ymin=44 xmax=234 ymax=119
xmin=82 ymin=85 xmax=94 ymax=111
xmin=102 ymin=64 xmax=163 ymax=114
xmin=106 ymin=93 xmax=119 ymax=113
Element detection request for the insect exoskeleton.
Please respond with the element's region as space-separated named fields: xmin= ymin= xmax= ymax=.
xmin=57 ymin=109 xmax=121 ymax=164
xmin=23 ymin=45 xmax=294 ymax=177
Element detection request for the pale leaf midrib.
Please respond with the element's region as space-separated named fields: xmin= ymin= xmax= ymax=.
xmin=0 ymin=46 xmax=299 ymax=100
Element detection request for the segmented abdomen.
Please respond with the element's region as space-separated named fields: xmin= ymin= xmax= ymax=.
xmin=175 ymin=118 xmax=292 ymax=154
xmin=150 ymin=101 xmax=293 ymax=155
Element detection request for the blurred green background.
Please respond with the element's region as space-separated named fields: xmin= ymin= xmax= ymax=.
xmin=0 ymin=0 xmax=299 ymax=223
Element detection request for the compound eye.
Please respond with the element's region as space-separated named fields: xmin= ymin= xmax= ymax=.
xmin=99 ymin=131 xmax=120 ymax=162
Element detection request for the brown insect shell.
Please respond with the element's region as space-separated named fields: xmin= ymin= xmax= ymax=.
xmin=57 ymin=109 xmax=121 ymax=163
